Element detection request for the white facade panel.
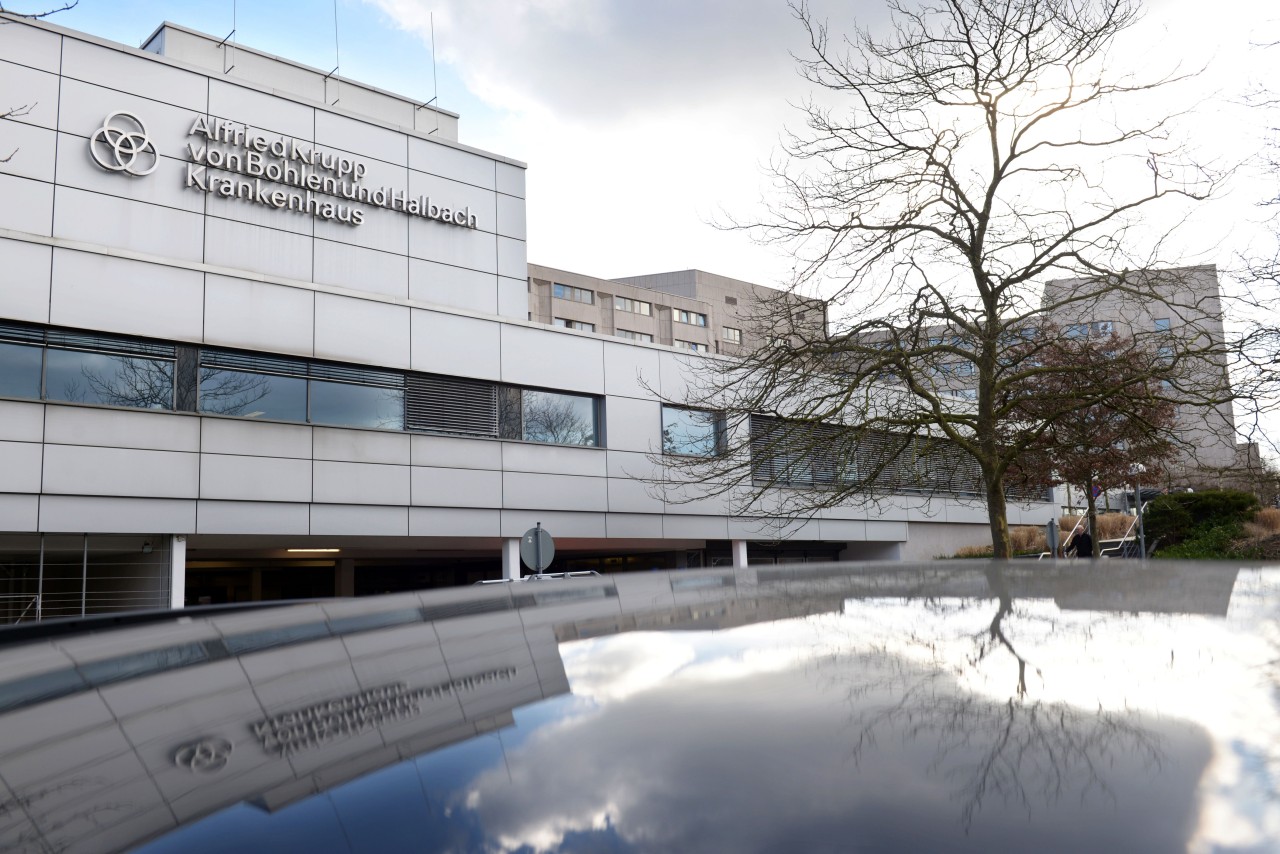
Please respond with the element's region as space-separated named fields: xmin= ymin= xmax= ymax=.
xmin=501 ymin=443 xmax=607 ymax=478
xmin=199 ymin=453 xmax=312 ymax=502
xmin=49 ymin=249 xmax=204 ymax=343
xmin=54 ymin=131 xmax=197 ymax=213
xmin=312 ymin=111 xmax=406 ymax=167
xmin=500 ymin=325 xmax=604 ymax=393
xmin=499 ymin=509 xmax=605 ymax=538
xmin=312 ymin=427 xmax=410 ymax=465
xmin=496 ymin=163 xmax=525 ymax=199
xmin=53 ymin=187 xmax=205 ymax=262
xmin=865 ymin=520 xmax=909 ymax=541
xmin=0 ymin=401 xmax=44 ymax=442
xmin=314 ymin=202 xmax=407 ymax=257
xmin=599 ymin=396 xmax=660 ymax=454
xmin=496 ymin=276 xmax=528 ymax=319
xmin=195 ymin=500 xmax=311 ymax=535
xmin=208 ymin=79 xmax=314 ymax=141
xmin=199 ymin=418 xmax=313 ymax=459
xmin=408 ymin=259 xmax=498 ymax=315
xmin=38 ymin=495 xmax=196 ymax=533
xmin=0 ymin=494 xmax=39 ymax=530
xmin=0 ymin=59 xmax=60 ymax=129
xmin=501 ymin=471 xmax=607 ymax=512
xmin=0 ymin=121 xmax=56 ymax=181
xmin=605 ymin=513 xmax=665 ymax=539
xmin=312 ymin=460 xmax=411 ymax=506
xmin=410 ymin=466 xmax=503 ymax=508
xmin=409 ymin=309 xmax=501 ymax=380
xmin=407 ymin=138 xmax=496 ymax=190
xmin=0 ymin=441 xmax=42 ymax=493
xmin=60 ymin=38 xmax=208 ymax=112
xmin=0 ymin=238 xmax=52 ymax=324
xmin=204 ymin=217 xmax=311 ymax=281
xmin=408 ymin=507 xmax=500 ymax=537
xmin=605 ymin=450 xmax=663 ymax=482
xmin=817 ymin=519 xmax=870 ymax=541
xmin=407 ymin=169 xmax=496 ymax=233
xmin=203 ymin=275 xmax=315 ymax=357
xmin=496 ymin=236 xmax=527 ymax=282
xmin=602 ymin=341 xmax=662 ymax=400
xmin=606 ymin=477 xmax=664 ymax=514
xmin=410 ymin=434 xmax=503 ymax=470
xmin=42 ymin=445 xmax=199 ymax=499
xmin=56 ymin=77 xmax=199 ymax=163
xmin=662 ymin=514 xmax=729 ymax=540
xmin=309 ymin=504 xmax=408 ymax=536
xmin=45 ymin=406 xmax=199 ymax=453
xmin=0 ymin=174 xmax=53 ymax=237
xmin=407 ymin=218 xmax=497 ymax=274
xmin=495 ymin=193 xmax=526 ymax=241
xmin=313 ymin=293 xmax=411 ymax=369
xmin=312 ymin=239 xmax=409 ymax=299
xmin=204 ymin=181 xmax=313 ymax=237
xmin=0 ymin=21 xmax=60 ymax=73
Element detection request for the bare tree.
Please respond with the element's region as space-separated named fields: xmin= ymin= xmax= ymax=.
xmin=0 ymin=3 xmax=77 ymax=161
xmin=665 ymin=0 xmax=1247 ymax=556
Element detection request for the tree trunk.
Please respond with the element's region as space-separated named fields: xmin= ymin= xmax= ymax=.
xmin=1084 ymin=475 xmax=1099 ymax=558
xmin=986 ymin=477 xmax=1012 ymax=559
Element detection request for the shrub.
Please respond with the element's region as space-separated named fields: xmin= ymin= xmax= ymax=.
xmin=1145 ymin=489 xmax=1259 ymax=548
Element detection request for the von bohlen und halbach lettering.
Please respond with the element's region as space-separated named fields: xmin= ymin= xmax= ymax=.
xmin=184 ymin=116 xmax=477 ymax=229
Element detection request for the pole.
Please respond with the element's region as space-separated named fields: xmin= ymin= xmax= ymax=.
xmin=535 ymin=522 xmax=543 ymax=576
xmin=1136 ymin=487 xmax=1147 ymax=558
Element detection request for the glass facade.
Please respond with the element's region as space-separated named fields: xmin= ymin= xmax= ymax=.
xmin=45 ymin=349 xmax=174 ymax=409
xmin=310 ymin=380 xmax=406 ymax=430
xmin=199 ymin=369 xmax=307 ymax=421
xmin=522 ymin=390 xmax=597 ymax=446
xmin=0 ymin=342 xmax=41 ymax=399
xmin=662 ymin=406 xmax=723 ymax=456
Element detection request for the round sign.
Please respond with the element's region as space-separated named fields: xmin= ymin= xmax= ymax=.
xmin=519 ymin=525 xmax=556 ymax=573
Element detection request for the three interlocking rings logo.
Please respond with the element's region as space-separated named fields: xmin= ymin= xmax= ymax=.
xmin=173 ymin=736 xmax=233 ymax=774
xmin=89 ymin=111 xmax=158 ymax=177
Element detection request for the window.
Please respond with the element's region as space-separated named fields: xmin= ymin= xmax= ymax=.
xmin=309 ymin=364 xmax=405 ymax=430
xmin=552 ymin=283 xmax=594 ymax=305
xmin=199 ymin=351 xmax=308 ymax=421
xmin=1091 ymin=321 xmax=1114 ymax=336
xmin=519 ymin=390 xmax=598 ymax=446
xmin=724 ymin=327 xmax=742 ymax=344
xmin=1154 ymin=317 xmax=1171 ymax=332
xmin=45 ymin=332 xmax=176 ymax=410
xmin=0 ymin=341 xmax=42 ymax=399
xmin=616 ymin=329 xmax=654 ymax=343
xmin=662 ymin=406 xmax=724 ymax=456
xmin=674 ymin=310 xmax=708 ymax=326
xmin=1064 ymin=323 xmax=1089 ymax=339
xmin=614 ymin=296 xmax=651 ymax=316
xmin=553 ymin=318 xmax=595 ymax=332
xmin=675 ymin=340 xmax=709 ymax=353
xmin=953 ymin=388 xmax=978 ymax=401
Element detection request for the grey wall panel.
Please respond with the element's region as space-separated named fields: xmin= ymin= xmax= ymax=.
xmin=50 ymin=249 xmax=204 ymax=343
xmin=60 ymin=38 xmax=207 ymax=112
xmin=605 ymin=450 xmax=662 ymax=482
xmin=408 ymin=506 xmax=500 ymax=537
xmin=943 ymin=501 xmax=989 ymax=524
xmin=312 ymin=240 xmax=409 ymax=299
xmin=313 ymin=460 xmax=410 ymax=505
xmin=662 ymin=514 xmax=729 ymax=540
xmin=495 ymin=236 xmax=526 ymax=281
xmin=0 ymin=175 xmax=52 ymax=237
xmin=56 ymin=77 xmax=198 ymax=163
xmin=659 ymin=490 xmax=732 ymax=517
xmin=409 ymin=309 xmax=501 ymax=380
xmin=656 ymin=351 xmax=701 ymax=403
xmin=208 ymin=79 xmax=314 ymax=141
xmin=0 ymin=238 xmax=52 ymax=324
xmin=314 ymin=202 xmax=407 ymax=257
xmin=407 ymin=169 xmax=495 ymax=232
xmin=407 ymin=218 xmax=498 ymax=274
xmin=407 ymin=138 xmax=496 ymax=190
xmin=500 ymin=443 xmax=607 ymax=478
xmin=602 ymin=341 xmax=662 ymax=400
xmin=199 ymin=454 xmax=312 ymax=502
xmin=815 ymin=519 xmax=869 ymax=541
xmin=204 ymin=218 xmax=311 ymax=281
xmin=410 ymin=466 xmax=502 ymax=508
xmin=200 ymin=418 xmax=313 ymax=459
xmin=599 ymin=396 xmax=659 ymax=454
xmin=313 ymin=112 xmax=406 ymax=167
xmin=495 ymin=163 xmax=525 ymax=199
xmin=38 ymin=495 xmax=196 ymax=533
xmin=606 ymin=477 xmax=664 ymax=514
xmin=55 ymin=131 xmax=198 ymax=213
xmin=0 ymin=21 xmax=60 ymax=73
xmin=309 ymin=503 xmax=408 ymax=536
xmin=53 ymin=187 xmax=204 ymax=262
xmin=410 ymin=434 xmax=502 ymax=470
xmin=313 ymin=427 xmax=410 ymax=465
xmin=501 ymin=472 xmax=607 ymax=512
xmin=500 ymin=325 xmax=604 ymax=393
xmin=495 ymin=276 xmax=528 ymax=320
xmin=0 ymin=60 xmax=60 ymax=129
xmin=0 ymin=494 xmax=38 ymax=530
xmin=203 ymin=275 xmax=315 ymax=357
xmin=865 ymin=520 xmax=909 ymax=541
xmin=313 ymin=293 xmax=411 ymax=369
xmin=45 ymin=406 xmax=200 ymax=453
xmin=605 ymin=513 xmax=664 ymax=539
xmin=204 ymin=183 xmax=314 ymax=237
xmin=1 ymin=122 xmax=55 ymax=181
xmin=499 ymin=509 xmax=605 ymax=538
xmin=42 ymin=445 xmax=199 ymax=498
xmin=0 ymin=441 xmax=42 ymax=493
xmin=495 ymin=194 xmax=526 ymax=242
xmin=727 ymin=516 xmax=818 ymax=541
xmin=408 ymin=260 xmax=498 ymax=315
xmin=0 ymin=402 xmax=43 ymax=442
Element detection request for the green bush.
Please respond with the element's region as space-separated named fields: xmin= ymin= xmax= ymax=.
xmin=1145 ymin=496 xmax=1194 ymax=546
xmin=1144 ymin=489 xmax=1259 ymax=548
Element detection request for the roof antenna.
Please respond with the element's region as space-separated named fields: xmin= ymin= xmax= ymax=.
xmin=217 ymin=0 xmax=236 ymax=75
xmin=414 ymin=12 xmax=441 ymax=136
xmin=324 ymin=0 xmax=341 ymax=106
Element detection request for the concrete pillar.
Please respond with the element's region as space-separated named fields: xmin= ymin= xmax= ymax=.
xmin=502 ymin=537 xmax=522 ymax=581
xmin=731 ymin=539 xmax=748 ymax=569
xmin=169 ymin=535 xmax=186 ymax=610
xmin=336 ymin=559 xmax=355 ymax=597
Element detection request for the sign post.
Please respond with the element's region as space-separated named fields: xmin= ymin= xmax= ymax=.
xmin=519 ymin=523 xmax=555 ymax=577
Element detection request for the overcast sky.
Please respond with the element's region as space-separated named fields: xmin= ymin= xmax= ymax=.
xmin=36 ymin=0 xmax=1280 ymax=289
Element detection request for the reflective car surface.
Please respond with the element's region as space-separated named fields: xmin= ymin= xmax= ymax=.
xmin=0 ymin=562 xmax=1276 ymax=853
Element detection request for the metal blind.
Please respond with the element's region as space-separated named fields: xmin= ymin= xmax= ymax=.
xmin=0 ymin=321 xmax=44 ymax=344
xmin=406 ymin=374 xmax=499 ymax=437
xmin=309 ymin=362 xmax=404 ymax=387
xmin=201 ymin=349 xmax=309 ymax=378
xmin=46 ymin=330 xmax=174 ymax=358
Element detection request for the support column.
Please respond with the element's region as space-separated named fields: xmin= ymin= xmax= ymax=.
xmin=502 ymin=538 xmax=522 ymax=581
xmin=169 ymin=535 xmax=186 ymax=610
xmin=336 ymin=559 xmax=355 ymax=598
xmin=731 ymin=539 xmax=748 ymax=569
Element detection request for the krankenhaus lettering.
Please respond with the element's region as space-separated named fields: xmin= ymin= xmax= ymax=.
xmin=184 ymin=116 xmax=476 ymax=229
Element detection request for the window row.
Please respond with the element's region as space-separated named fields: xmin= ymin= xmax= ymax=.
xmin=676 ymin=340 xmax=709 ymax=353
xmin=552 ymin=283 xmax=595 ymax=305
xmin=0 ymin=323 xmax=601 ymax=447
xmin=614 ymin=296 xmax=652 ymax=316
xmin=616 ymin=329 xmax=654 ymax=343
xmin=554 ymin=318 xmax=596 ymax=332
xmin=1064 ymin=320 xmax=1114 ymax=339
xmin=675 ymin=309 xmax=708 ymax=327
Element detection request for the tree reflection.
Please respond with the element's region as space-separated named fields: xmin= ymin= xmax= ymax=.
xmin=522 ymin=391 xmax=595 ymax=445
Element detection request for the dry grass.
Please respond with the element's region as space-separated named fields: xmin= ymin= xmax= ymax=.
xmin=949 ymin=512 xmax=1137 ymax=557
xmin=1242 ymin=507 xmax=1280 ymax=540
